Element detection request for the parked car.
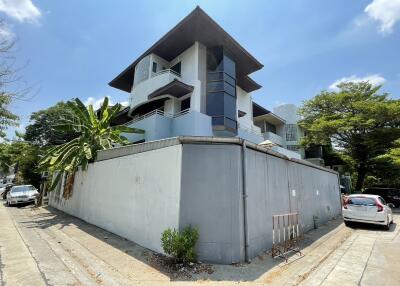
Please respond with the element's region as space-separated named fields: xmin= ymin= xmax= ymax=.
xmin=343 ymin=194 xmax=393 ymax=230
xmin=1 ymin=184 xmax=14 ymax=200
xmin=6 ymin=185 xmax=39 ymax=206
xmin=365 ymin=187 xmax=400 ymax=208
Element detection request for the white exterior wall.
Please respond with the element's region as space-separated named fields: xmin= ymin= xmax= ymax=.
xmin=169 ymin=42 xmax=202 ymax=113
xmin=150 ymin=54 xmax=169 ymax=74
xmin=49 ymin=145 xmax=182 ymax=253
xmin=273 ymin=104 xmax=301 ymax=124
xmin=236 ymin=86 xmax=254 ymax=128
xmin=273 ymin=104 xmax=305 ymax=157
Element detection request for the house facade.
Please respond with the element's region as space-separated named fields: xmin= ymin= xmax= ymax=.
xmin=109 ymin=7 xmax=305 ymax=159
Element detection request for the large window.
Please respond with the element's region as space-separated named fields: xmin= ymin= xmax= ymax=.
xmin=265 ymin=122 xmax=277 ymax=134
xmin=286 ymin=124 xmax=298 ymax=141
xmin=133 ymin=56 xmax=150 ymax=86
xmin=206 ymin=46 xmax=237 ymax=134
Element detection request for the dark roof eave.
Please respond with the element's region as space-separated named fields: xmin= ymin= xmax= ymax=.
xmin=147 ymin=79 xmax=194 ymax=100
xmin=109 ymin=6 xmax=263 ymax=93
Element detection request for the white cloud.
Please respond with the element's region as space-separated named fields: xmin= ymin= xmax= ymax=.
xmin=0 ymin=0 xmax=41 ymax=23
xmin=365 ymin=0 xmax=400 ymax=34
xmin=84 ymin=96 xmax=113 ymax=110
xmin=329 ymin=74 xmax=386 ymax=90
xmin=83 ymin=96 xmax=128 ymax=110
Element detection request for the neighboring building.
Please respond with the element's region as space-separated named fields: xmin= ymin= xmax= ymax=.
xmin=273 ymin=104 xmax=325 ymax=165
xmin=253 ymin=102 xmax=286 ymax=147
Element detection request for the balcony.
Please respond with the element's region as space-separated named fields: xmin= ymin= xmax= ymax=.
xmin=129 ymin=69 xmax=184 ymax=110
xmin=263 ymin=131 xmax=285 ymax=147
xmin=123 ymin=108 xmax=213 ymax=143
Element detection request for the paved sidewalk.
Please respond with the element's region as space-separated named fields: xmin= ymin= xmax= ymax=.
xmin=301 ymin=215 xmax=400 ymax=286
xmin=0 ymin=203 xmax=45 ymax=286
xmin=0 ymin=201 xmax=398 ymax=285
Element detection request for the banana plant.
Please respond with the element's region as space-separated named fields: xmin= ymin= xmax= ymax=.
xmin=39 ymin=97 xmax=144 ymax=191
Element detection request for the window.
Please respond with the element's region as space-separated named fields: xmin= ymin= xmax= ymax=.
xmin=265 ymin=123 xmax=277 ymax=134
xmin=134 ymin=56 xmax=150 ymax=85
xmin=287 ymin=145 xmax=299 ymax=152
xmin=152 ymin=62 xmax=157 ymax=73
xmin=206 ymin=46 xmax=237 ymax=134
xmin=181 ymin=97 xmax=191 ymax=111
xmin=171 ymin=62 xmax=181 ymax=75
xmin=348 ymin=197 xmax=376 ymax=206
xmin=286 ymin=124 xmax=298 ymax=141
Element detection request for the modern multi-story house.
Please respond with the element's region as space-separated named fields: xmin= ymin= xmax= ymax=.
xmin=49 ymin=6 xmax=342 ymax=265
xmin=110 ymin=6 xmax=301 ymax=159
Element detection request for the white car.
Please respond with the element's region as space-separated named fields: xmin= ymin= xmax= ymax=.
xmin=6 ymin=185 xmax=39 ymax=206
xmin=343 ymin=194 xmax=393 ymax=230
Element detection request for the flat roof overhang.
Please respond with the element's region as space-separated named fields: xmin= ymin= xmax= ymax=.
xmin=252 ymin=102 xmax=286 ymax=125
xmin=109 ymin=6 xmax=263 ymax=93
xmin=254 ymin=113 xmax=286 ymax=125
xmin=252 ymin=102 xmax=270 ymax=117
xmin=148 ymin=79 xmax=194 ymax=100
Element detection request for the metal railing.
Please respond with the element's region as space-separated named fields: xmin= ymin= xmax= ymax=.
xmin=263 ymin=131 xmax=284 ymax=145
xmin=151 ymin=68 xmax=181 ymax=78
xmin=172 ymin=108 xmax=191 ymax=118
xmin=125 ymin=108 xmax=191 ymax=125
xmin=271 ymin=212 xmax=302 ymax=262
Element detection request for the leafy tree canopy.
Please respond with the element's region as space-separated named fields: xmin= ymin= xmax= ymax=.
xmin=299 ymin=82 xmax=400 ymax=192
xmin=24 ymin=101 xmax=79 ymax=146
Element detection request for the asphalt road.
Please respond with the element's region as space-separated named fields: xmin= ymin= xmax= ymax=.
xmin=0 ymin=201 xmax=398 ymax=286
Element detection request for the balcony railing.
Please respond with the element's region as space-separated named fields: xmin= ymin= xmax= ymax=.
xmin=125 ymin=108 xmax=191 ymax=125
xmin=151 ymin=68 xmax=181 ymax=78
xmin=263 ymin=131 xmax=285 ymax=146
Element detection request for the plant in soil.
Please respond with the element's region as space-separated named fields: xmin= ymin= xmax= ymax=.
xmin=161 ymin=225 xmax=199 ymax=264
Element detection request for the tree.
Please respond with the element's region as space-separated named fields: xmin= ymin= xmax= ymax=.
xmin=299 ymin=82 xmax=400 ymax=192
xmin=39 ymin=97 xmax=144 ymax=192
xmin=366 ymin=139 xmax=400 ymax=189
xmin=0 ymin=20 xmax=19 ymax=138
xmin=25 ymin=101 xmax=79 ymax=146
xmin=0 ymin=141 xmax=41 ymax=187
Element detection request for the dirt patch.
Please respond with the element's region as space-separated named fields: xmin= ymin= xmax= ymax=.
xmin=146 ymin=252 xmax=214 ymax=280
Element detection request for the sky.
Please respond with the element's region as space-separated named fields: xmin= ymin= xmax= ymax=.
xmin=0 ymin=0 xmax=399 ymax=138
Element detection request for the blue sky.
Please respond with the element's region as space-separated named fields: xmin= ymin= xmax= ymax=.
xmin=1 ymin=0 xmax=399 ymax=138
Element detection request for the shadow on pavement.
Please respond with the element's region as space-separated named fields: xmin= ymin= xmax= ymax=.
xmin=17 ymin=204 xmax=345 ymax=282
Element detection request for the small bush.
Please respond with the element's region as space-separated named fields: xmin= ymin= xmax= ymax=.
xmin=161 ymin=225 xmax=199 ymax=263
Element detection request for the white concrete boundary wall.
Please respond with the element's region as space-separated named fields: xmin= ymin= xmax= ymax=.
xmin=49 ymin=137 xmax=341 ymax=264
xmin=49 ymin=145 xmax=182 ymax=253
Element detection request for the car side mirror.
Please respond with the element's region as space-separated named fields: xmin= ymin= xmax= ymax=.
xmin=387 ymin=203 xmax=395 ymax=208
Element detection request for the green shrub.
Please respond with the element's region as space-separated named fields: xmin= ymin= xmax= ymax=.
xmin=161 ymin=225 xmax=199 ymax=263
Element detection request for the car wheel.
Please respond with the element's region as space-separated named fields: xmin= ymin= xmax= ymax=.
xmin=344 ymin=221 xmax=351 ymax=227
